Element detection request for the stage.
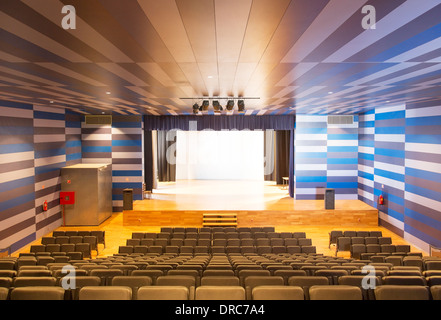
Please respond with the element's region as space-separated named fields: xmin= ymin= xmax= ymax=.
xmin=123 ymin=180 xmax=378 ymax=228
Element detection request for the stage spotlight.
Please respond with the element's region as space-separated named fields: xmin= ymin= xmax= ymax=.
xmin=202 ymin=100 xmax=209 ymax=111
xmin=193 ymin=103 xmax=200 ymax=114
xmin=213 ymin=100 xmax=223 ymax=112
xmin=238 ymin=100 xmax=245 ymax=113
xmin=226 ymin=100 xmax=234 ymax=111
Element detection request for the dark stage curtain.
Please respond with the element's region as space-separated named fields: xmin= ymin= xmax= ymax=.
xmin=289 ymin=129 xmax=295 ymax=198
xmin=275 ymin=130 xmax=290 ymax=185
xmin=144 ymin=130 xmax=154 ymax=192
xmin=157 ymin=130 xmax=176 ymax=182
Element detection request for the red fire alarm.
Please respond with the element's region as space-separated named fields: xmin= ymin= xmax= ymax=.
xmin=60 ymin=191 xmax=75 ymax=205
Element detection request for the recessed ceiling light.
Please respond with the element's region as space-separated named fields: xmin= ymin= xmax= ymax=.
xmin=328 ymin=91 xmax=333 ymax=94
xmin=49 ymin=101 xmax=54 ymax=104
xmin=207 ymin=76 xmax=213 ymax=79
xmin=106 ymin=91 xmax=111 ymax=95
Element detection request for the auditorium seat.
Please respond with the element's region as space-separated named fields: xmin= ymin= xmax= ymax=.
xmin=111 ymin=276 xmax=152 ymax=300
xmin=79 ymin=286 xmax=132 ymax=300
xmin=89 ymin=269 xmax=124 ymax=286
xmin=252 ymin=286 xmax=304 ymax=300
xmin=374 ymin=285 xmax=429 ymax=300
xmin=13 ymin=277 xmax=57 ymax=287
xmin=244 ymin=276 xmax=284 ymax=299
xmin=431 ymin=285 xmax=441 ymax=300
xmin=309 ymin=285 xmax=362 ymax=300
xmin=201 ymin=276 xmax=240 ymax=286
xmin=273 ymin=270 xmax=307 ymax=285
xmin=195 ymin=286 xmax=245 ymax=300
xmin=338 ymin=275 xmax=381 ymax=300
xmin=0 ymin=287 xmax=8 ymax=300
xmin=288 ymin=276 xmax=329 ymax=300
xmin=382 ymin=276 xmax=427 ymax=286
xmin=314 ymin=269 xmax=348 ymax=285
xmin=11 ymin=287 xmax=65 ymax=300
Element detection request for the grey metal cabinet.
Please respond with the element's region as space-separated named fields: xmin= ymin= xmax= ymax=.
xmin=60 ymin=164 xmax=112 ymax=226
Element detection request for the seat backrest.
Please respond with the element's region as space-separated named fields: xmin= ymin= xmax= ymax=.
xmin=382 ymin=276 xmax=427 ymax=286
xmin=244 ymin=276 xmax=284 ymax=299
xmin=156 ymin=275 xmax=196 ymax=289
xmin=111 ymin=276 xmax=152 ymax=300
xmin=137 ymin=286 xmax=189 ymax=300
xmin=431 ymin=285 xmax=441 ymax=300
xmin=79 ymin=286 xmax=132 ymax=300
xmin=195 ymin=286 xmax=245 ymax=300
xmin=252 ymin=286 xmax=304 ymax=300
xmin=309 ymin=285 xmax=362 ymax=300
xmin=11 ymin=286 xmax=65 ymax=300
xmin=288 ymin=276 xmax=329 ymax=300
xmin=13 ymin=276 xmax=57 ymax=287
xmin=201 ymin=276 xmax=240 ymax=286
xmin=425 ymin=261 xmax=441 ymax=270
xmin=314 ymin=269 xmax=348 ymax=285
xmin=0 ymin=287 xmax=8 ymax=300
xmin=374 ymin=285 xmax=429 ymax=300
xmin=17 ymin=269 xmax=53 ymax=277
xmin=89 ymin=269 xmax=124 ymax=285
xmin=238 ymin=270 xmax=270 ymax=286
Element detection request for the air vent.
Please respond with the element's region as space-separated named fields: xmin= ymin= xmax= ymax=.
xmin=85 ymin=115 xmax=112 ymax=125
xmin=327 ymin=115 xmax=354 ymax=125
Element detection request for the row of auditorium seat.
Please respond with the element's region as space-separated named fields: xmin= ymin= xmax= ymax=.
xmin=2 ymin=250 xmax=441 ymax=299
xmin=4 ymin=283 xmax=441 ymax=300
xmin=52 ymin=230 xmax=105 ymax=247
xmin=2 ymin=268 xmax=441 ymax=300
xmin=29 ymin=243 xmax=92 ymax=259
xmin=131 ymin=231 xmax=308 ymax=240
xmin=118 ymin=244 xmax=318 ymax=255
xmin=127 ymin=238 xmax=313 ymax=248
xmin=329 ymin=230 xmax=383 ymax=246
xmin=159 ymin=226 xmax=276 ymax=234
xmin=125 ymin=231 xmax=316 ymax=255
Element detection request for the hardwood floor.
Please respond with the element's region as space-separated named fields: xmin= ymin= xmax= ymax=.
xmin=14 ymin=211 xmax=426 ymax=259
xmin=12 ymin=181 xmax=427 ymax=258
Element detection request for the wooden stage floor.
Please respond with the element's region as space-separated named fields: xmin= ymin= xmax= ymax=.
xmin=124 ymin=180 xmax=379 ymax=228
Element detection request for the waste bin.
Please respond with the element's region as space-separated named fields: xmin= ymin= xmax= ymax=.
xmin=325 ymin=188 xmax=335 ymax=210
xmin=123 ymin=189 xmax=133 ymax=210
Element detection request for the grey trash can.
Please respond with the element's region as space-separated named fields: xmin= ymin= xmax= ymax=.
xmin=123 ymin=189 xmax=133 ymax=210
xmin=325 ymin=188 xmax=335 ymax=210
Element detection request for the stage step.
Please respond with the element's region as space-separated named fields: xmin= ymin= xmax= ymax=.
xmin=203 ymin=213 xmax=237 ymax=227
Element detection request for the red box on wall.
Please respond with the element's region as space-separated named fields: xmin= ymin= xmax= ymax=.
xmin=60 ymin=191 xmax=75 ymax=205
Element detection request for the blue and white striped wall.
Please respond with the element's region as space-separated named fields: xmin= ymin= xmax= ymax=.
xmin=357 ymin=110 xmax=375 ymax=207
xmin=0 ymin=101 xmax=70 ymax=252
xmin=111 ymin=116 xmax=143 ymax=212
xmin=404 ymin=103 xmax=441 ymax=252
xmin=295 ymin=115 xmax=359 ymax=200
xmin=1 ymin=100 xmax=145 ymax=253
xmin=33 ymin=106 xmax=66 ymax=240
xmin=81 ymin=116 xmax=143 ymax=212
xmin=0 ymin=101 xmax=36 ymax=253
xmin=358 ymin=102 xmax=441 ymax=253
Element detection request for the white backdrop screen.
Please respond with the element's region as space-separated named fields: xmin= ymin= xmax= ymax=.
xmin=176 ymin=130 xmax=264 ymax=180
